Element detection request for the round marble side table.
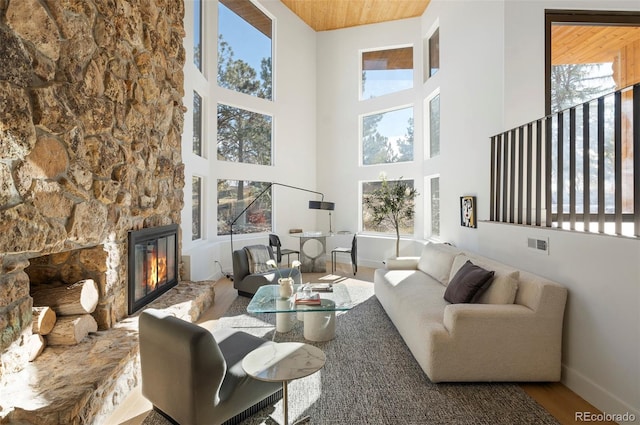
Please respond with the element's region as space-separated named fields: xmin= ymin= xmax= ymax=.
xmin=242 ymin=342 xmax=326 ymax=425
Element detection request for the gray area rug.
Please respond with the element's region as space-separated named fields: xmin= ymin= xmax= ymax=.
xmin=143 ymin=281 xmax=559 ymax=425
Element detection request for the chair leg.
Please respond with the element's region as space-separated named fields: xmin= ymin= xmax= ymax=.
xmin=331 ymin=252 xmax=335 ymax=273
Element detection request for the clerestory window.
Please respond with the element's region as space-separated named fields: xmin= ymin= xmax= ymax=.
xmin=217 ymin=0 xmax=272 ymax=100
xmin=361 ymin=46 xmax=413 ymax=99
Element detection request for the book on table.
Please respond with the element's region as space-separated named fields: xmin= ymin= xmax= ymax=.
xmin=310 ymin=283 xmax=333 ymax=292
xmin=294 ymin=292 xmax=321 ymax=305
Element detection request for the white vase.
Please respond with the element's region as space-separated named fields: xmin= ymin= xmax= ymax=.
xmin=278 ymin=277 xmax=294 ymax=298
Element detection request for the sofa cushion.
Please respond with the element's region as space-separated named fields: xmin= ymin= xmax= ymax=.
xmin=374 ymin=268 xmax=448 ymax=326
xmin=417 ymin=243 xmax=461 ymax=285
xmin=450 ymin=254 xmax=519 ymax=304
xmin=444 ymin=260 xmax=495 ymax=303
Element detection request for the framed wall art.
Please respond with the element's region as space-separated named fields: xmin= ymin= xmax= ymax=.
xmin=460 ymin=196 xmax=476 ymax=228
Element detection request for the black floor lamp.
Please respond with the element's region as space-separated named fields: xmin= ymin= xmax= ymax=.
xmin=229 ymin=182 xmax=335 ymax=274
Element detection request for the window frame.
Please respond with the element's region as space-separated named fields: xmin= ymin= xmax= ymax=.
xmin=192 ymin=90 xmax=204 ymax=156
xmin=216 ymin=102 xmax=274 ymax=166
xmin=360 ymin=105 xmax=415 ymax=166
xmin=360 ymin=178 xmax=417 ymax=236
xmin=193 ymin=0 xmax=203 ymax=72
xmin=428 ymin=28 xmax=440 ymax=79
xmin=192 ymin=175 xmax=203 ymax=241
xmin=360 ymin=45 xmax=414 ymax=100
xmin=425 ymin=175 xmax=440 ymax=238
xmin=217 ymin=0 xmax=274 ymax=101
xmin=216 ymin=179 xmax=273 ymax=237
xmin=425 ymin=90 xmax=441 ymax=159
xmin=545 ymin=9 xmax=640 ymax=115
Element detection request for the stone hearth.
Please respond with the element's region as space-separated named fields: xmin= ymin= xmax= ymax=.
xmin=0 ymin=280 xmax=215 ymax=425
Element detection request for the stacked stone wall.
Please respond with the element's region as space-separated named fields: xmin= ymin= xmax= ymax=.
xmin=0 ymin=0 xmax=186 ymax=353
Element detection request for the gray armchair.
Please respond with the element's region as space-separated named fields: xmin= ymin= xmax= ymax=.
xmin=232 ymin=245 xmax=302 ymax=297
xmin=139 ymin=308 xmax=282 ymax=425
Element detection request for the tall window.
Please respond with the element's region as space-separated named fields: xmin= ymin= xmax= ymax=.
xmin=194 ymin=0 xmax=202 ymax=71
xmin=361 ymin=47 xmax=413 ymax=99
xmin=218 ymin=0 xmax=272 ymax=100
xmin=427 ymin=28 xmax=440 ymax=80
xmin=362 ymin=107 xmax=414 ymax=165
xmin=429 ymin=176 xmax=440 ymax=237
xmin=217 ymin=180 xmax=272 ymax=236
xmin=193 ymin=91 xmax=203 ymax=156
xmin=362 ymin=179 xmax=415 ymax=234
xmin=217 ymin=104 xmax=272 ymax=165
xmin=428 ymin=93 xmax=440 ymax=157
xmin=192 ymin=176 xmax=202 ymax=240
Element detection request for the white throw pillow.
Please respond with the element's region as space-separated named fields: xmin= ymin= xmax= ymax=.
xmin=475 ymin=271 xmax=519 ymax=304
xmin=417 ymin=243 xmax=461 ymax=285
xmin=449 ymin=254 xmax=470 ymax=282
xmin=450 ymin=254 xmax=519 ymax=304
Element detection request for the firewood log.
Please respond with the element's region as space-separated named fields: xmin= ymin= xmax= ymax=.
xmin=46 ymin=314 xmax=97 ymax=346
xmin=27 ymin=334 xmax=46 ymax=361
xmin=31 ymin=306 xmax=57 ymax=335
xmin=32 ymin=279 xmax=99 ymax=315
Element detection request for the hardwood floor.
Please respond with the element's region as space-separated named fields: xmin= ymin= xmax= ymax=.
xmin=108 ymin=263 xmax=608 ymax=425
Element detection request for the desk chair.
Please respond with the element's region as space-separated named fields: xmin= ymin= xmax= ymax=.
xmin=268 ymin=234 xmax=300 ymax=267
xmin=331 ymin=234 xmax=357 ymax=275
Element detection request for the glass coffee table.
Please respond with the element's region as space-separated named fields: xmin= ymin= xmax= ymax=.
xmin=247 ymin=283 xmax=354 ymax=341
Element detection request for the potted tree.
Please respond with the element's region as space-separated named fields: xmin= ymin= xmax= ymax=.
xmin=363 ymin=174 xmax=419 ymax=258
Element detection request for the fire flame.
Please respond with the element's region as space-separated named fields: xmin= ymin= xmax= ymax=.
xmin=146 ymin=248 xmax=167 ymax=291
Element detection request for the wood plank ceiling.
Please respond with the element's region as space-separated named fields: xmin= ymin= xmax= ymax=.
xmin=552 ymin=25 xmax=640 ymax=64
xmin=280 ymin=0 xmax=431 ymax=32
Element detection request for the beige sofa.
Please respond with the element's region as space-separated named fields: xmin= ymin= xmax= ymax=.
xmin=374 ymin=242 xmax=567 ymax=383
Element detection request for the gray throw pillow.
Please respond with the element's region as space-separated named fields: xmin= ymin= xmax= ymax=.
xmin=444 ymin=260 xmax=495 ymax=304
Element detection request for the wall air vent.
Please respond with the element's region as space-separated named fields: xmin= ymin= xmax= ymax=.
xmin=527 ymin=237 xmax=549 ymax=254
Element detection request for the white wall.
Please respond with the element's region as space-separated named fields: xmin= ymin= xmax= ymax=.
xmin=420 ymin=0 xmax=505 ymax=253
xmin=181 ymin=0 xmax=318 ymax=280
xmin=420 ymin=0 xmax=640 ymax=417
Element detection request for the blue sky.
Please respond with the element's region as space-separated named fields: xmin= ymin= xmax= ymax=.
xmin=218 ymin=3 xmax=271 ymax=75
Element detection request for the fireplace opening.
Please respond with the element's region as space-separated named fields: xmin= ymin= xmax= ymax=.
xmin=128 ymin=224 xmax=179 ymax=314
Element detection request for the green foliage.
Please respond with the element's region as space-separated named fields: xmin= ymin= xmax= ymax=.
xmin=216 ymin=36 xmax=272 ymax=165
xmin=217 ymin=37 xmax=271 ymax=99
xmin=363 ymin=176 xmax=419 ymax=257
xmin=550 ymin=64 xmax=615 ymax=112
xmin=362 ymin=113 xmax=413 ymax=165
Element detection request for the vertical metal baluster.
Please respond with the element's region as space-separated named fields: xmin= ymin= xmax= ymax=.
xmin=614 ymin=90 xmax=622 ymax=235
xmin=583 ymin=102 xmax=590 ymax=232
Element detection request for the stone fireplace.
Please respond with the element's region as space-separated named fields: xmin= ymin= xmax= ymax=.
xmin=0 ymin=0 xmax=186 ymax=376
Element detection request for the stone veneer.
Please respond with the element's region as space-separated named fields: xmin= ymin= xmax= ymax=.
xmin=0 ymin=0 xmax=186 ymax=363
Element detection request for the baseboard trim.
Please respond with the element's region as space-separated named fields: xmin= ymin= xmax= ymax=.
xmin=562 ymin=364 xmax=639 ymax=419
